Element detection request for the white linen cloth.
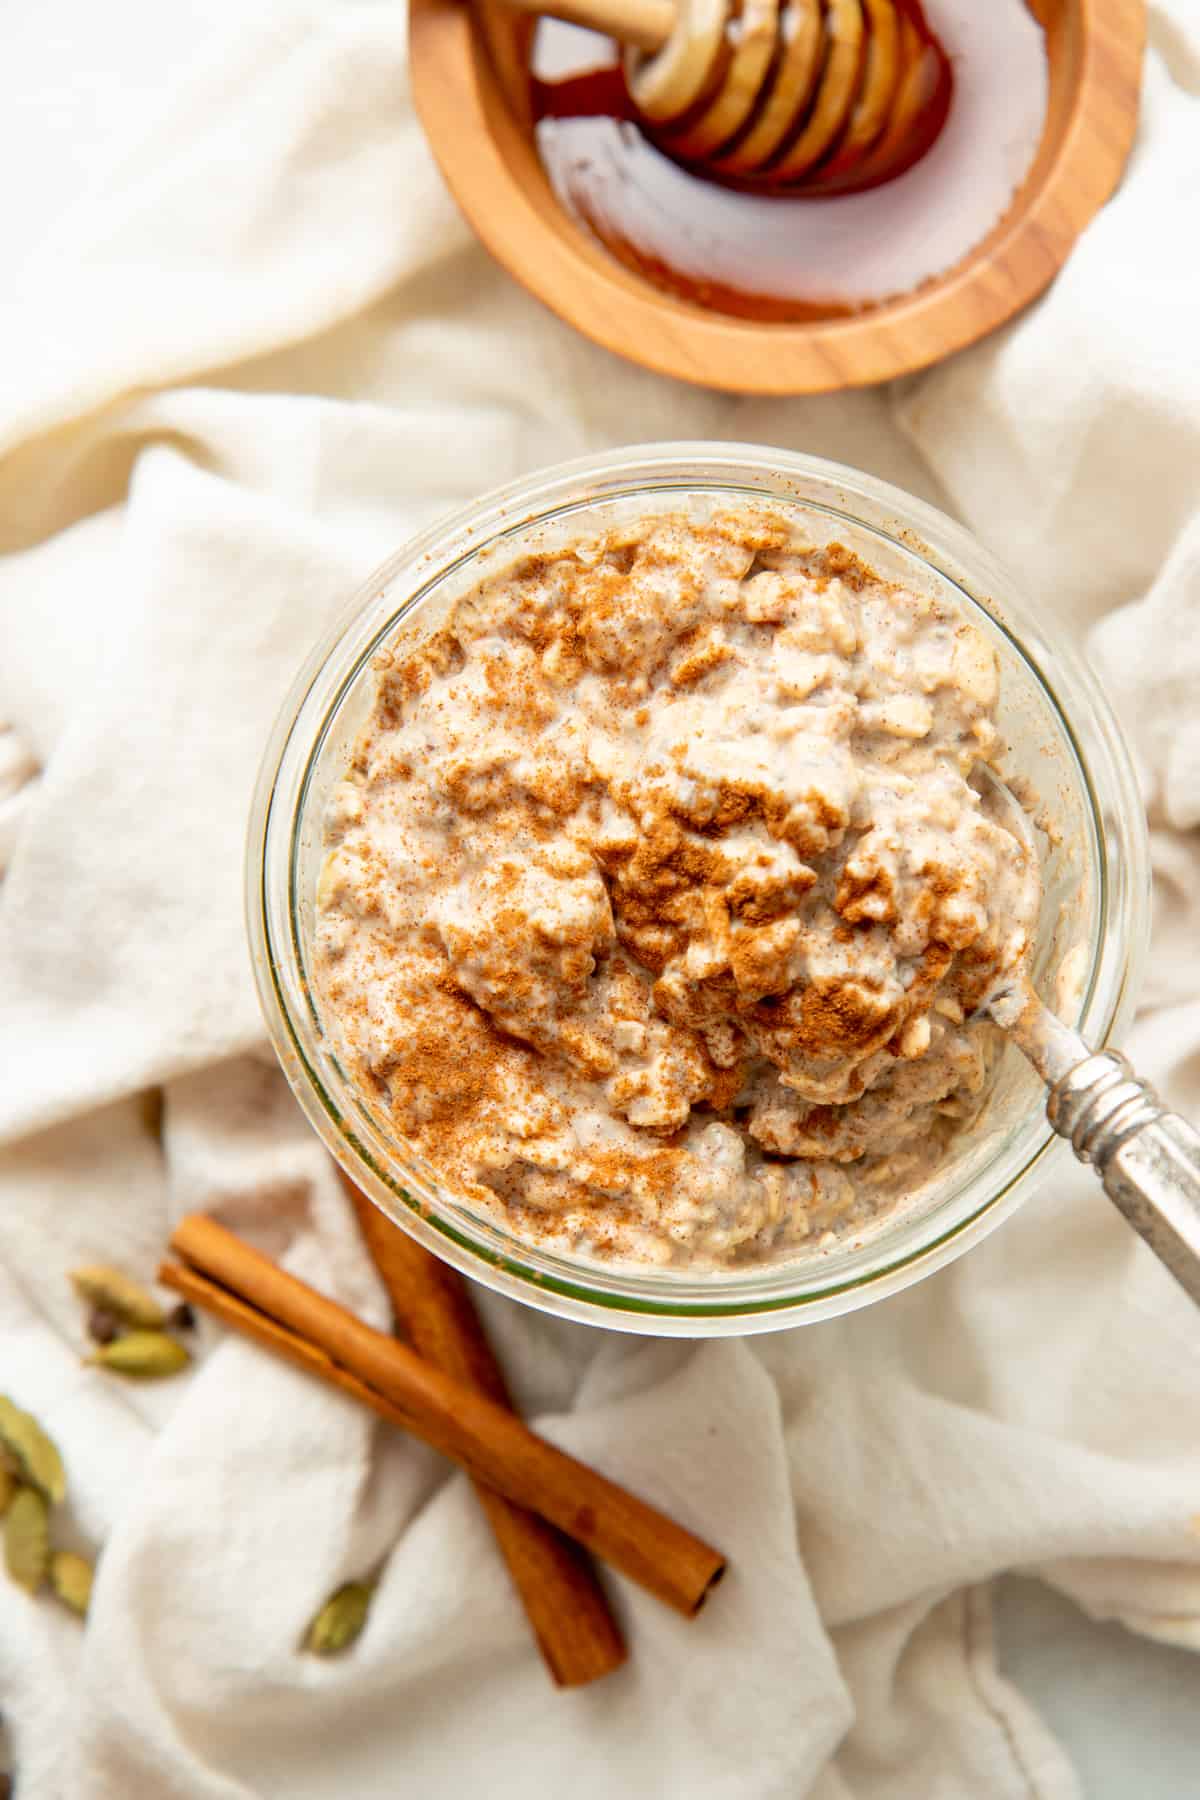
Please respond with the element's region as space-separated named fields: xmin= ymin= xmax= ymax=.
xmin=2 ymin=2 xmax=1200 ymax=1793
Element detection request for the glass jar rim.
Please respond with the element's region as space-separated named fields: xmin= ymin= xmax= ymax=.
xmin=248 ymin=442 xmax=1149 ymax=1334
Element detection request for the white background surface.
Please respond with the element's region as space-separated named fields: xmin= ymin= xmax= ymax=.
xmin=997 ymin=1578 xmax=1200 ymax=1797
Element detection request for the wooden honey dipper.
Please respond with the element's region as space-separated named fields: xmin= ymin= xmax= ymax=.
xmin=512 ymin=0 xmax=953 ymax=195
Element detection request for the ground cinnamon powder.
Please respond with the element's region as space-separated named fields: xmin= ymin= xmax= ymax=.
xmin=312 ymin=508 xmax=1039 ymax=1266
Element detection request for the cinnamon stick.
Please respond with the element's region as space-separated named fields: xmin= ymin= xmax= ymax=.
xmin=342 ymin=1177 xmax=626 ymax=1686
xmin=161 ymin=1260 xmax=437 ymax=1424
xmin=165 ymin=1214 xmax=725 ymax=1618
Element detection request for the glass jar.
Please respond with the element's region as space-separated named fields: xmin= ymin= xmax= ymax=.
xmin=247 ymin=444 xmax=1148 ymax=1335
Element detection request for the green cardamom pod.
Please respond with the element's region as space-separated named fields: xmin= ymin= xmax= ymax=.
xmin=0 ymin=1466 xmax=15 ymax=1517
xmin=70 ymin=1264 xmax=166 ymax=1329
xmin=87 ymin=1330 xmax=191 ymax=1379
xmin=4 ymin=1486 xmax=49 ymax=1592
xmin=0 ymin=1395 xmax=66 ymax=1505
xmin=49 ymin=1549 xmax=94 ymax=1617
xmin=304 ymin=1580 xmax=373 ymax=1655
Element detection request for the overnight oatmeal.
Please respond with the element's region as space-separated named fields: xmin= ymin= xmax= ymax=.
xmin=313 ymin=508 xmax=1040 ymax=1268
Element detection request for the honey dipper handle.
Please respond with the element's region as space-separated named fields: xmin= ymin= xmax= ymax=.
xmin=502 ymin=0 xmax=675 ymax=54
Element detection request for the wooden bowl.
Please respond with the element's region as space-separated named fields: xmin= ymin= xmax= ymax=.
xmin=409 ymin=0 xmax=1145 ymax=395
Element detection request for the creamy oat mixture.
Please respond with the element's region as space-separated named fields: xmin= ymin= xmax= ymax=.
xmin=314 ymin=509 xmax=1040 ymax=1267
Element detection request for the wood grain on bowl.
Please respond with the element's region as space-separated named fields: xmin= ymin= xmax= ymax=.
xmin=409 ymin=0 xmax=1145 ymax=394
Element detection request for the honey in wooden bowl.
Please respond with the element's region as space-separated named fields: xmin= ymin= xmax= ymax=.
xmin=532 ymin=0 xmax=1046 ymax=321
xmin=408 ymin=0 xmax=1146 ymax=392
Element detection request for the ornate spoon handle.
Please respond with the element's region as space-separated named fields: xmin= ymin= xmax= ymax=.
xmin=1047 ymin=1050 xmax=1200 ymax=1305
xmin=992 ymin=984 xmax=1200 ymax=1305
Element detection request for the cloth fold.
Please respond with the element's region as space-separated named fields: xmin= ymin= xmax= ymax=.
xmin=3 ymin=1 xmax=1200 ymax=1793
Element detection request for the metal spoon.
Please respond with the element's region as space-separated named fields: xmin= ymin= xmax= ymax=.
xmin=975 ymin=766 xmax=1200 ymax=1304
